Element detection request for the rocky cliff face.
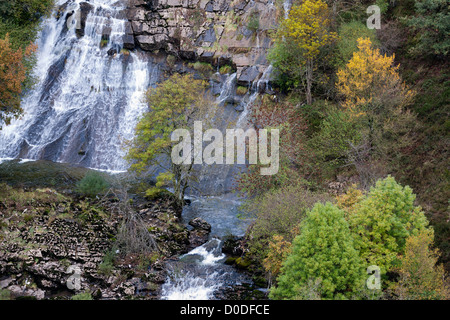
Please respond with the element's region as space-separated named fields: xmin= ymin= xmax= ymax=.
xmin=126 ymin=0 xmax=278 ymax=85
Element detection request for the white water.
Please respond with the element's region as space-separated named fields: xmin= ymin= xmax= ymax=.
xmin=0 ymin=0 xmax=155 ymax=171
xmin=161 ymin=239 xmax=226 ymax=300
xmin=160 ymin=235 xmax=252 ymax=300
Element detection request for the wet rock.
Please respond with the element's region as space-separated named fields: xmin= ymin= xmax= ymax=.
xmin=123 ymin=34 xmax=136 ymax=50
xmin=235 ymin=257 xmax=252 ymax=269
xmin=189 ymin=217 xmax=211 ymax=231
xmin=222 ymin=236 xmax=243 ymax=256
xmin=234 ymin=103 xmax=245 ymax=112
xmin=188 ymin=229 xmax=210 ymax=250
xmin=76 ymin=2 xmax=94 ymax=38
xmin=187 ymin=218 xmax=211 ymax=249
xmin=237 ymin=66 xmax=260 ymax=85
xmin=107 ymin=48 xmax=118 ymax=56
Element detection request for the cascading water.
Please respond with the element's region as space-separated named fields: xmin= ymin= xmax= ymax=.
xmin=0 ymin=0 xmax=157 ymax=171
xmin=161 ymin=197 xmax=253 ymax=300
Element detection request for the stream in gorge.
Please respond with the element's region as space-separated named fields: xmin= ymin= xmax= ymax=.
xmin=0 ymin=0 xmax=290 ymax=299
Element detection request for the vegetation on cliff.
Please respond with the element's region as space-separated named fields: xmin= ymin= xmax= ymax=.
xmin=235 ymin=0 xmax=449 ymax=300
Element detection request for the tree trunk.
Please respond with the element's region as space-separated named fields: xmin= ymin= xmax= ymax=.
xmin=306 ymin=58 xmax=313 ymax=105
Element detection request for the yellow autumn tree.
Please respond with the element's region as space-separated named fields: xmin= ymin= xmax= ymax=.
xmin=0 ymin=34 xmax=36 ymax=129
xmin=263 ymin=234 xmax=292 ymax=285
xmin=336 ymin=37 xmax=415 ymax=116
xmin=335 ymin=184 xmax=365 ymax=218
xmin=278 ymin=0 xmax=337 ymax=104
xmin=393 ymin=229 xmax=449 ymax=300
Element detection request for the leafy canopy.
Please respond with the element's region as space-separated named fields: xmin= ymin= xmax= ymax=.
xmin=344 ymin=176 xmax=430 ymax=274
xmin=336 ymin=38 xmax=415 ymax=116
xmin=278 ymin=0 xmax=337 ymax=60
xmin=393 ymin=229 xmax=449 ymax=300
xmin=270 ymin=202 xmax=365 ymax=300
xmin=0 ymin=34 xmax=36 ymax=128
xmin=126 ymin=73 xmax=211 ymax=204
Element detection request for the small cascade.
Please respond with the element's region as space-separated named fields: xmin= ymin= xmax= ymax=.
xmin=160 ymin=197 xmax=253 ymax=300
xmin=217 ymin=73 xmax=237 ymax=106
xmin=161 ymin=239 xmax=226 ymax=300
xmin=284 ymin=0 xmax=293 ymax=19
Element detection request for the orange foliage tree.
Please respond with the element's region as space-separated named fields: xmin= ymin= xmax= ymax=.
xmin=0 ymin=34 xmax=36 ymax=128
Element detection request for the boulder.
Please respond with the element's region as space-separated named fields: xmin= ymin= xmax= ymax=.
xmin=188 ymin=217 xmax=211 ymax=231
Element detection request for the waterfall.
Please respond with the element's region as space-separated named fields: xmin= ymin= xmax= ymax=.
xmin=0 ymin=0 xmax=156 ymax=171
xmin=284 ymin=0 xmax=292 ymax=20
xmin=217 ymin=73 xmax=237 ymax=106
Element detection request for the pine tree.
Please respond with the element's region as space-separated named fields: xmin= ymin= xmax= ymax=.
xmin=270 ymin=202 xmax=365 ymax=300
xmin=347 ymin=176 xmax=430 ymax=274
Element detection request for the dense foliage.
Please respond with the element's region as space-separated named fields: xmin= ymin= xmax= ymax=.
xmin=237 ymin=0 xmax=449 ymax=300
xmin=270 ymin=202 xmax=365 ymax=300
xmin=0 ymin=0 xmax=54 ymax=128
xmin=126 ymin=73 xmax=212 ymax=206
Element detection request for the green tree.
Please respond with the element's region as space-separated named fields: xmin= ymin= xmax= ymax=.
xmin=270 ymin=202 xmax=365 ymax=300
xmin=0 ymin=0 xmax=54 ymax=24
xmin=76 ymin=171 xmax=110 ymax=197
xmin=347 ymin=176 xmax=430 ymax=274
xmin=407 ymin=0 xmax=450 ymax=56
xmin=308 ymin=105 xmax=362 ymax=174
xmin=126 ymin=73 xmax=212 ymax=207
xmin=334 ymin=20 xmax=379 ymax=68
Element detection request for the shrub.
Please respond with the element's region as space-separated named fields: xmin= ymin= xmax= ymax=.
xmin=219 ymin=64 xmax=233 ymax=75
xmin=71 ymin=292 xmax=93 ymax=300
xmin=247 ymin=185 xmax=330 ymax=246
xmin=247 ymin=11 xmax=260 ymax=33
xmin=236 ymin=86 xmax=248 ymax=95
xmin=308 ymin=105 xmax=362 ymax=174
xmin=193 ymin=61 xmax=213 ymax=77
xmin=98 ymin=248 xmax=117 ymax=275
xmin=393 ymin=229 xmax=449 ymax=300
xmin=0 ymin=289 xmax=11 ymax=300
xmin=76 ymin=171 xmax=110 ymax=197
xmin=334 ymin=20 xmax=379 ymax=68
xmin=166 ymin=55 xmax=176 ymax=68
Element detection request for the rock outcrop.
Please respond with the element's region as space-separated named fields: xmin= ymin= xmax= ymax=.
xmin=126 ymin=0 xmax=278 ymax=85
xmin=0 ymin=186 xmax=210 ymax=300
